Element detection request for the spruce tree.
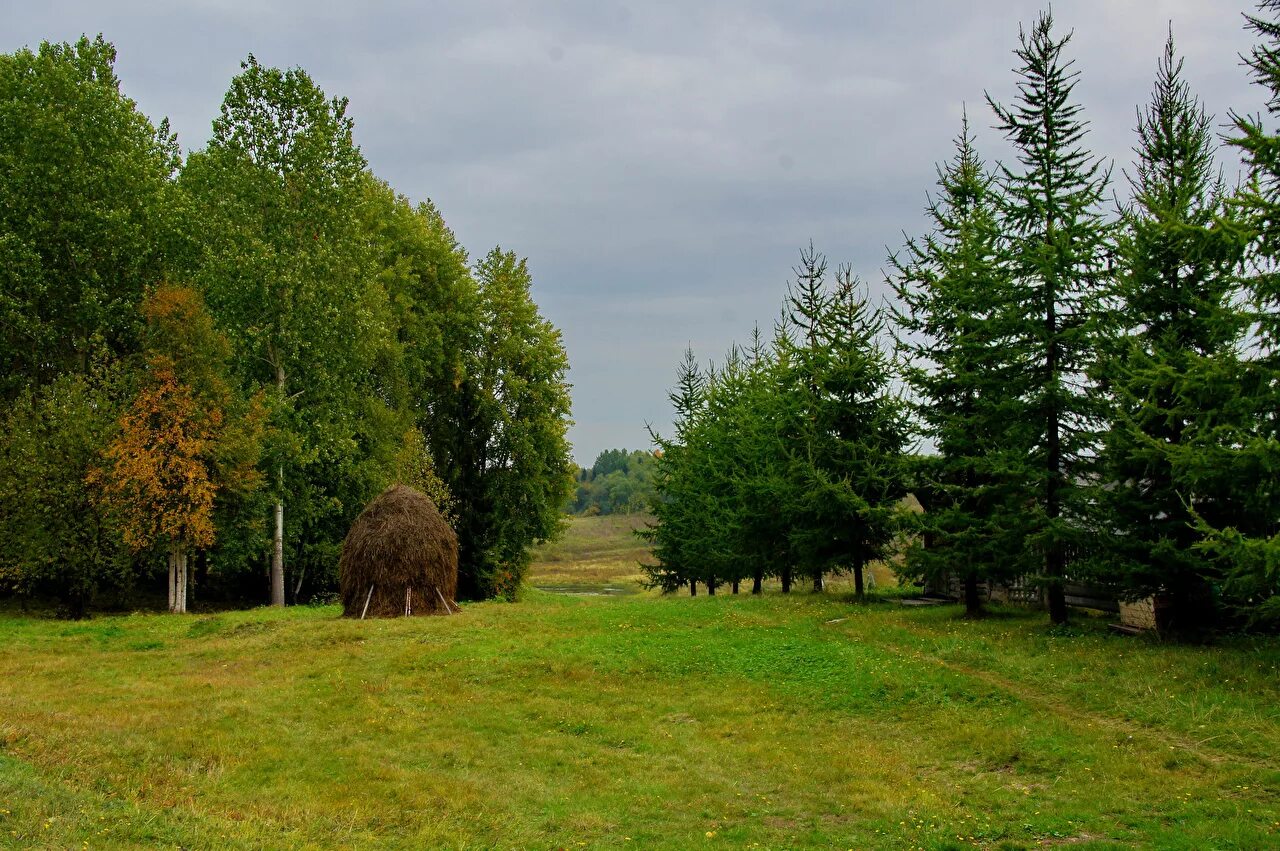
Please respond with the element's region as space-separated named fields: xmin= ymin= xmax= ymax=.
xmin=1192 ymin=0 xmax=1280 ymax=625
xmin=644 ymin=347 xmax=707 ymax=594
xmin=778 ymin=248 xmax=909 ymax=598
xmin=987 ymin=11 xmax=1112 ymax=624
xmin=734 ymin=327 xmax=793 ymax=594
xmin=698 ymin=344 xmax=760 ymax=594
xmin=1095 ymin=32 xmax=1244 ymax=628
xmin=889 ymin=117 xmax=1034 ymax=616
xmin=777 ymin=245 xmax=835 ymax=592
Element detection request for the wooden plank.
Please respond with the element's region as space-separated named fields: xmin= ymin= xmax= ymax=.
xmin=1065 ymin=594 xmax=1119 ymax=613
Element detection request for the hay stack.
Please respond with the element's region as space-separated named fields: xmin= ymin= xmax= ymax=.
xmin=339 ymin=484 xmax=459 ymax=618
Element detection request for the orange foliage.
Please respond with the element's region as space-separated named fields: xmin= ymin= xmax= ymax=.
xmin=141 ymin=283 xmax=232 ymax=382
xmin=91 ymin=357 xmax=221 ymax=551
xmin=89 ymin=284 xmax=258 ymax=555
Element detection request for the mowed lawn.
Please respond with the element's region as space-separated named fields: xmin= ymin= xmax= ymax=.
xmin=0 ymin=521 xmax=1275 ymax=849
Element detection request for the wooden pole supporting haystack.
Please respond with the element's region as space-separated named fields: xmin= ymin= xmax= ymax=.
xmin=361 ymin=584 xmax=374 ymax=620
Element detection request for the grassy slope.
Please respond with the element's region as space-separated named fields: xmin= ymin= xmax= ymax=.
xmin=528 ymin=513 xmax=898 ymax=595
xmin=0 ymin=520 xmax=1276 ymax=849
xmin=528 ymin=514 xmax=655 ymax=591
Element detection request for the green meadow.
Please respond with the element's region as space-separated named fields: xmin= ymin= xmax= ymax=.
xmin=0 ymin=517 xmax=1276 ymax=849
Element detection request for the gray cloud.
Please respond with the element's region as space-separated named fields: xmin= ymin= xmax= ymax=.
xmin=1 ymin=0 xmax=1261 ymax=462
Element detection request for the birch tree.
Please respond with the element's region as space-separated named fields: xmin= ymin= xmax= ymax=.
xmin=91 ymin=285 xmax=263 ymax=613
xmin=180 ymin=56 xmax=378 ymax=605
xmin=0 ymin=36 xmax=176 ymax=398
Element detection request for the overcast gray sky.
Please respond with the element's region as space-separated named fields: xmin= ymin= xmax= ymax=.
xmin=2 ymin=1 xmax=1263 ymax=463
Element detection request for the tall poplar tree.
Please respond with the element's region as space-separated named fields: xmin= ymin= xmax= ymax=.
xmin=180 ymin=57 xmax=383 ymax=605
xmin=987 ymin=12 xmax=1112 ymax=624
xmin=0 ymin=36 xmax=177 ymax=398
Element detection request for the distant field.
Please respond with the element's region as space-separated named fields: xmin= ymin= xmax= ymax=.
xmin=1 ymin=517 xmax=1277 ymax=849
xmin=528 ymin=513 xmax=898 ymax=595
xmin=529 ymin=513 xmax=655 ymax=594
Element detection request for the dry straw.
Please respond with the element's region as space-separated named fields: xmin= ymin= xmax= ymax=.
xmin=339 ymin=484 xmax=459 ymax=618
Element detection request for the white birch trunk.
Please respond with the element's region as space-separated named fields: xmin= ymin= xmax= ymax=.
xmin=168 ymin=548 xmax=177 ymax=613
xmin=271 ymin=489 xmax=285 ymax=606
xmin=176 ymin=543 xmax=188 ymax=614
xmin=270 ymin=361 xmax=286 ymax=607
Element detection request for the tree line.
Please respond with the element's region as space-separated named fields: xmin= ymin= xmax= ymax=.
xmin=646 ymin=6 xmax=1280 ymax=632
xmin=567 ymin=449 xmax=658 ymax=516
xmin=0 ymin=39 xmax=573 ymax=616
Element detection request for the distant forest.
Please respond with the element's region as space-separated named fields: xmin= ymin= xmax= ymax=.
xmin=567 ymin=449 xmax=657 ymax=516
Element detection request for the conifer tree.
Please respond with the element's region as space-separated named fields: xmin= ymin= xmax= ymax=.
xmin=1191 ymin=0 xmax=1280 ymax=625
xmin=1095 ymin=32 xmax=1244 ymax=628
xmin=732 ymin=327 xmax=792 ymax=594
xmin=778 ymin=248 xmax=909 ymax=598
xmin=987 ymin=11 xmax=1113 ymax=623
xmin=644 ymin=347 xmax=708 ymax=594
xmin=697 ymin=346 xmax=755 ymax=594
xmin=890 ymin=118 xmax=1033 ymax=616
xmin=777 ymin=245 xmax=835 ymax=593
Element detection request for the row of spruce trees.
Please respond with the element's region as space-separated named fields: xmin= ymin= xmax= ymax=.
xmin=646 ymin=7 xmax=1280 ymax=632
xmin=0 ymin=39 xmax=574 ymax=616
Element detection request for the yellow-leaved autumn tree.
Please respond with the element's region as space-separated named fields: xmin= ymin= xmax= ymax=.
xmin=91 ymin=284 xmax=263 ymax=612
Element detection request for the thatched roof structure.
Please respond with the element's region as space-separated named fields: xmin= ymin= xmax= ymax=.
xmin=339 ymin=484 xmax=459 ymax=618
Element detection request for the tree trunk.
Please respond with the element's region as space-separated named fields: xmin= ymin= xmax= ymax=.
xmin=813 ymin=570 xmax=824 ymax=593
xmin=173 ymin=542 xmax=188 ymax=614
xmin=689 ymin=579 xmax=697 ymax=597
xmin=964 ymin=570 xmax=983 ymax=618
xmin=853 ymin=556 xmax=865 ymax=599
xmin=706 ymin=578 xmax=716 ymax=596
xmin=1044 ymin=222 xmax=1068 ymax=626
xmin=167 ymin=547 xmax=177 ymax=612
xmin=752 ymin=569 xmax=763 ymax=595
xmin=781 ymin=565 xmax=792 ymax=594
xmin=271 ymin=361 xmax=286 ymax=607
xmin=271 ymin=468 xmax=285 ymax=607
xmin=731 ymin=579 xmax=739 ymax=594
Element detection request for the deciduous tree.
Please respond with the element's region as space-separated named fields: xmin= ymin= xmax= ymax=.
xmin=180 ymin=56 xmax=383 ymax=605
xmin=438 ymin=248 xmax=574 ymax=599
xmin=90 ymin=285 xmax=263 ymax=613
xmin=0 ymin=36 xmax=177 ymax=398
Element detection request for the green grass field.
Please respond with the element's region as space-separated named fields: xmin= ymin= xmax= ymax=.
xmin=1 ymin=516 xmax=1278 ymax=849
